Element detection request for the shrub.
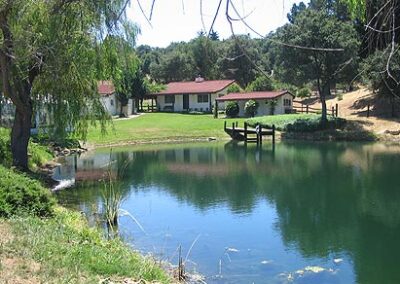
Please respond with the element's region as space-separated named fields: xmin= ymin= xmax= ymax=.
xmin=226 ymin=83 xmax=243 ymax=94
xmin=247 ymin=114 xmax=346 ymax=132
xmin=244 ymin=100 xmax=259 ymax=117
xmin=267 ymin=99 xmax=278 ymax=115
xmin=0 ymin=128 xmax=53 ymax=169
xmin=225 ymin=101 xmax=239 ymax=118
xmin=297 ymin=87 xmax=311 ymax=98
xmin=247 ymin=76 xmax=274 ymax=91
xmin=0 ymin=128 xmax=11 ymax=167
xmin=0 ymin=166 xmax=55 ymax=217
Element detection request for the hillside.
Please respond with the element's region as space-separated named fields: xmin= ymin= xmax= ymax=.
xmin=296 ymin=88 xmax=400 ymax=137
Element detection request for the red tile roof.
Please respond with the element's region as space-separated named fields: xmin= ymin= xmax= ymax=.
xmin=216 ymin=90 xmax=293 ymax=101
xmin=153 ymin=79 xmax=235 ymax=95
xmin=98 ymin=81 xmax=115 ymax=96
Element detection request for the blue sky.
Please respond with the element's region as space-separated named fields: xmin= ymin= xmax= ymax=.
xmin=127 ymin=0 xmax=302 ymax=47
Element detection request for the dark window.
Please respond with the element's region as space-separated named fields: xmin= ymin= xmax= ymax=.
xmin=284 ymin=98 xmax=292 ymax=106
xmin=110 ymin=99 xmax=114 ymax=106
xmin=198 ymin=94 xmax=209 ymax=103
xmin=165 ymin=95 xmax=175 ymax=104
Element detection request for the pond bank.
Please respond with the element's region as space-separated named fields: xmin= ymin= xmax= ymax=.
xmin=0 ymin=163 xmax=175 ymax=283
xmin=0 ymin=207 xmax=173 ymax=283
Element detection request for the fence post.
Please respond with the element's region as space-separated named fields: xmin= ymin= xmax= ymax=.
xmin=272 ymin=125 xmax=276 ymax=146
xmin=331 ymin=106 xmax=335 ymax=116
xmin=244 ymin=122 xmax=248 ymax=143
xmin=335 ymin=103 xmax=338 ymax=117
xmin=306 ymin=105 xmax=309 ymax=114
xmin=367 ymin=104 xmax=370 ymax=118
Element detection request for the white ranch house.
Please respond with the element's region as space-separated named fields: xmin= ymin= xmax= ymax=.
xmin=153 ymin=77 xmax=235 ymax=112
xmin=98 ymin=81 xmax=135 ymax=117
xmin=216 ymin=90 xmax=294 ymax=117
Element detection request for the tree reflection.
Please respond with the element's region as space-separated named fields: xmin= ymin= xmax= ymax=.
xmin=56 ymin=142 xmax=400 ymax=283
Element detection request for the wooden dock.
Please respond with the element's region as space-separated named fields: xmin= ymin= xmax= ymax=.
xmin=224 ymin=121 xmax=275 ymax=145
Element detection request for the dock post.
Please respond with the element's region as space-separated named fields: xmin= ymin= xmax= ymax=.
xmin=272 ymin=125 xmax=276 ymax=146
xmin=235 ymin=121 xmax=238 ymax=127
xmin=232 ymin=122 xmax=235 ymax=131
xmin=259 ymin=124 xmax=263 ymax=145
xmin=335 ymin=103 xmax=338 ymax=117
xmin=224 ymin=121 xmax=227 ymax=131
xmin=244 ymin=122 xmax=248 ymax=143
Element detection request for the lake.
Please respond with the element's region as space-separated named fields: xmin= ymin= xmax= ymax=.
xmin=54 ymin=141 xmax=400 ymax=284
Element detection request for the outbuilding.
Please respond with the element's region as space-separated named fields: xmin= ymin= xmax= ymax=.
xmin=215 ymin=90 xmax=294 ymax=117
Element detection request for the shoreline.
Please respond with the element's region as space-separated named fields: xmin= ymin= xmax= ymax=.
xmin=83 ymin=130 xmax=399 ymax=150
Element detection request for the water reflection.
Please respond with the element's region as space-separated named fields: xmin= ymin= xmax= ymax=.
xmin=55 ymin=142 xmax=400 ymax=283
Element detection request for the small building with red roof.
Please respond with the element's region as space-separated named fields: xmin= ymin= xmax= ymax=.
xmin=216 ymin=90 xmax=294 ymax=117
xmin=153 ymin=77 xmax=235 ymax=112
xmin=98 ymin=81 xmax=135 ymax=117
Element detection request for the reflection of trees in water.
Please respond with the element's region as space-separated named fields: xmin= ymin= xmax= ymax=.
xmin=57 ymin=143 xmax=400 ymax=283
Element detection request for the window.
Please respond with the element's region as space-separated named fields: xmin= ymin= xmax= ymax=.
xmin=110 ymin=99 xmax=114 ymax=106
xmin=197 ymin=94 xmax=209 ymax=103
xmin=165 ymin=95 xmax=175 ymax=104
xmin=284 ymin=98 xmax=292 ymax=106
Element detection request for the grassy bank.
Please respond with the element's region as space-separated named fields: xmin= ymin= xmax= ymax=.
xmin=1 ymin=208 xmax=171 ymax=283
xmin=87 ymin=113 xmax=244 ymax=146
xmin=0 ymin=164 xmax=172 ymax=283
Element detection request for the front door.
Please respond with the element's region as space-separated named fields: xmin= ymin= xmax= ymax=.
xmin=183 ymin=94 xmax=189 ymax=110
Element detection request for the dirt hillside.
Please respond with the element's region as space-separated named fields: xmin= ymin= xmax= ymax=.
xmin=296 ymin=88 xmax=400 ymax=135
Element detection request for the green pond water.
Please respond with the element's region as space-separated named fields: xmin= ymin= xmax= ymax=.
xmin=54 ymin=141 xmax=400 ymax=284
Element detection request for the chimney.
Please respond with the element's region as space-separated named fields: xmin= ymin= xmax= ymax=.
xmin=195 ymin=76 xmax=205 ymax=83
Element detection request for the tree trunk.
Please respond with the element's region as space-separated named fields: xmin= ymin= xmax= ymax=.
xmin=317 ymin=79 xmax=328 ymax=127
xmin=11 ymin=102 xmax=32 ymax=170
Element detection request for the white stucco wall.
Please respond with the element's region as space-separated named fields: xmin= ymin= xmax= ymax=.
xmin=157 ymin=93 xmax=216 ymax=112
xmin=100 ymin=94 xmax=118 ymax=116
xmin=220 ymin=93 xmax=293 ymax=117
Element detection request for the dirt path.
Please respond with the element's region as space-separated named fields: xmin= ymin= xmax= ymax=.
xmin=296 ymin=88 xmax=400 ymax=137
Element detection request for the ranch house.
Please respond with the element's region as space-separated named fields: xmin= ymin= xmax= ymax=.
xmin=215 ymin=90 xmax=294 ymax=117
xmin=153 ymin=77 xmax=235 ymax=113
xmin=98 ymin=81 xmax=135 ymax=117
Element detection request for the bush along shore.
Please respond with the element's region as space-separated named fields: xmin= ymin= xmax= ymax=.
xmin=0 ymin=128 xmax=174 ymax=283
xmin=246 ymin=114 xmax=377 ymax=142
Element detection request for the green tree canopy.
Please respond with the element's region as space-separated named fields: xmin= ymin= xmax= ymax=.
xmin=0 ymin=0 xmax=132 ymax=169
xmin=275 ymin=9 xmax=359 ymax=124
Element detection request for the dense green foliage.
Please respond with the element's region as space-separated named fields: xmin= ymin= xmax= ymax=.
xmin=247 ymin=114 xmax=346 ymax=132
xmin=0 ymin=128 xmax=52 ymax=169
xmin=246 ymin=76 xmax=274 ymax=92
xmin=0 ymin=166 xmax=55 ymax=217
xmin=362 ymin=46 xmax=400 ymax=99
xmin=226 ymin=83 xmax=243 ymax=94
xmin=225 ymin=101 xmax=240 ymax=118
xmin=244 ymin=100 xmax=259 ymax=117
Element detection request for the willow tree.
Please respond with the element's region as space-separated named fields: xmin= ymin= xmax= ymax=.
xmin=0 ymin=0 xmax=131 ymax=170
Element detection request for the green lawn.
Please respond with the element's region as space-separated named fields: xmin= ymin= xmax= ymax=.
xmin=86 ymin=113 xmax=347 ymax=146
xmin=87 ymin=113 xmax=245 ymax=146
